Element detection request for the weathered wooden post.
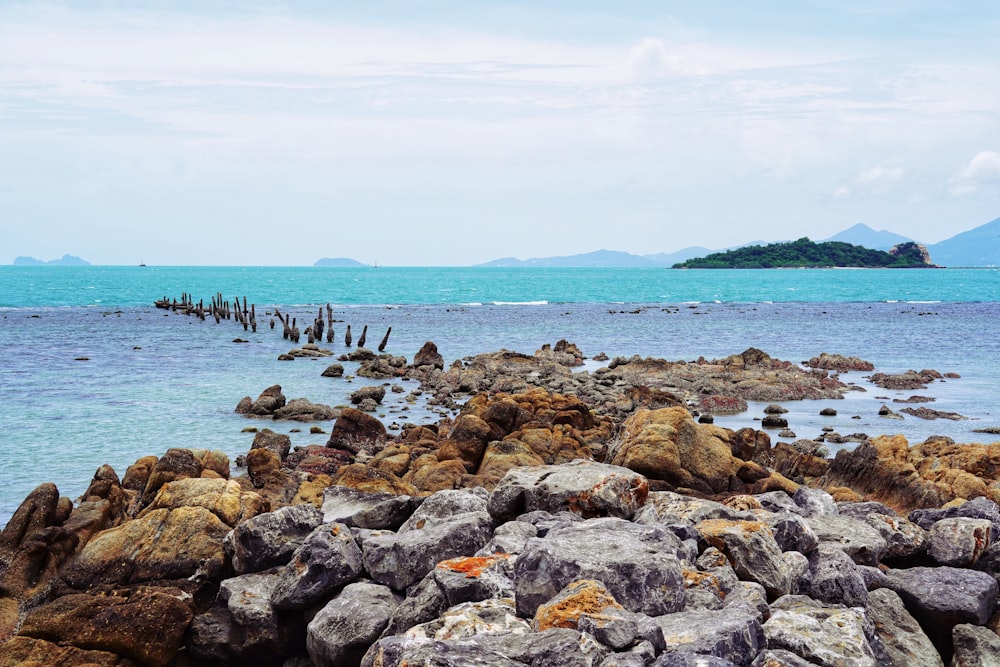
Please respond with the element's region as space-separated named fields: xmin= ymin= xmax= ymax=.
xmin=344 ymin=324 xmax=352 ymax=347
xmin=378 ymin=327 xmax=391 ymax=352
xmin=357 ymin=325 xmax=367 ymax=348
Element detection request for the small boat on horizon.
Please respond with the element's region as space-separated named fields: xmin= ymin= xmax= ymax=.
xmin=139 ymin=260 xmax=147 ymax=267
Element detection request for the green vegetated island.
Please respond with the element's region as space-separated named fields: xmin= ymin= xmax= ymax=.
xmin=673 ymin=238 xmax=938 ymax=269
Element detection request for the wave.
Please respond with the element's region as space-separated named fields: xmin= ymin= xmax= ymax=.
xmin=491 ymin=300 xmax=549 ymax=306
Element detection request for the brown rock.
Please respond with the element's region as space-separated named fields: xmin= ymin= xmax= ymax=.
xmin=138 ymin=478 xmax=267 ymax=527
xmin=61 ymin=507 xmax=230 ymax=588
xmin=0 ymin=636 xmax=139 ymax=667
xmin=17 ymin=587 xmax=192 ymax=667
xmin=610 ymin=407 xmax=738 ymax=494
xmin=413 ymin=341 xmax=445 ymax=369
xmin=819 ymin=435 xmax=1000 ymax=513
xmin=140 ymin=449 xmax=203 ymax=506
xmin=248 ymin=384 xmax=286 ymax=416
xmin=443 ymin=414 xmax=496 ymax=471
xmin=326 ymin=408 xmax=387 ymax=454
xmin=533 ymin=579 xmax=624 ymax=632
xmin=771 ymin=442 xmax=830 ymax=481
xmin=804 ymin=353 xmax=874 ymax=372
xmin=333 ymin=464 xmax=418 ymax=496
xmin=121 ymin=456 xmax=157 ymax=494
xmin=475 ymin=439 xmax=546 ymax=489
xmin=406 ymin=459 xmax=469 ymax=493
xmin=0 ymin=483 xmax=61 ymax=555
xmin=251 ymin=428 xmax=292 ymax=459
xmin=291 ymin=474 xmax=333 ymax=507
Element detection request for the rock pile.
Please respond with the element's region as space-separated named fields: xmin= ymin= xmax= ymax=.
xmin=4 ymin=450 xmax=1000 ymax=666
xmin=1 ymin=341 xmax=996 ymax=666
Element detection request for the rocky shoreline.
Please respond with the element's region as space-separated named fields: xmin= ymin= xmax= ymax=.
xmin=2 ymin=340 xmax=999 ymax=666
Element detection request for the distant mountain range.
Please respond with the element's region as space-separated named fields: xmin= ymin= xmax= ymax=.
xmin=13 ymin=254 xmax=91 ymax=266
xmin=475 ymin=218 xmax=1000 ymax=268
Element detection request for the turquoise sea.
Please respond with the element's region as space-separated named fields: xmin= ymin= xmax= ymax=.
xmin=2 ymin=266 xmax=1000 ymax=526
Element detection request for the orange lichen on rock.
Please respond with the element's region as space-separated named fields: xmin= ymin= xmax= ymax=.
xmin=436 ymin=554 xmax=511 ymax=578
xmin=532 ymin=579 xmax=623 ymax=632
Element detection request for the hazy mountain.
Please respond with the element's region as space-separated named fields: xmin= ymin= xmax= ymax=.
xmin=927 ymin=216 xmax=1000 ymax=267
xmin=477 ymin=250 xmax=659 ymax=268
xmin=13 ymin=254 xmax=91 ymax=266
xmin=641 ymin=247 xmax=713 ymax=266
xmin=313 ymin=257 xmax=367 ymax=267
xmin=822 ymin=223 xmax=913 ymax=250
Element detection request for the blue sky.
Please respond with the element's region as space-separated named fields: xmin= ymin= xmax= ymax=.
xmin=1 ymin=1 xmax=999 ymax=265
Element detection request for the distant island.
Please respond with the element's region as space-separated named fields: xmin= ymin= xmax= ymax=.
xmin=13 ymin=254 xmax=91 ymax=266
xmin=313 ymin=257 xmax=367 ymax=267
xmin=672 ymin=238 xmax=938 ymax=269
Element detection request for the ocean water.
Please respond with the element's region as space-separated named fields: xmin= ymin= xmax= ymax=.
xmin=2 ymin=266 xmax=999 ymax=526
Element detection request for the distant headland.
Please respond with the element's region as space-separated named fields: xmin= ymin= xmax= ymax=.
xmin=13 ymin=254 xmax=91 ymax=266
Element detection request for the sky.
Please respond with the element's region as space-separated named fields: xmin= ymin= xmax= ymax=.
xmin=1 ymin=1 xmax=999 ymax=266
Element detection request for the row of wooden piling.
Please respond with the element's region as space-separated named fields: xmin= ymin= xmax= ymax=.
xmin=153 ymin=294 xmax=391 ymax=351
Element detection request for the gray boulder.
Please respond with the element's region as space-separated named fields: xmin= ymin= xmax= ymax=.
xmin=321 ymin=485 xmax=421 ymax=530
xmin=362 ymin=509 xmax=494 ymax=590
xmin=189 ymin=590 xmax=304 ymax=664
xmin=403 ymin=598 xmax=530 ymax=642
xmin=694 ymin=518 xmax=792 ymax=598
xmin=883 ymin=566 xmax=998 ymax=652
xmin=862 ymin=512 xmax=927 ymax=561
xmin=792 ymin=488 xmax=839 ymax=517
xmin=749 ymin=650 xmax=820 ymax=666
xmin=653 ymin=654 xmax=739 ymax=666
xmin=865 ymin=588 xmax=943 ymax=667
xmin=307 ymin=582 xmax=400 ymax=667
xmin=909 ymin=497 xmax=1000 ymax=536
xmin=950 ymin=623 xmax=1000 ymax=667
xmin=477 ymin=627 xmax=612 ymax=667
xmin=805 ymin=514 xmax=888 ymax=566
xmin=361 ymin=637 xmax=522 ymax=667
xmin=399 ymin=488 xmax=489 ymax=532
xmin=755 ymin=492 xmax=804 ymax=516
xmin=635 ymin=492 xmax=754 ymax=526
xmin=763 ymin=512 xmax=819 ymax=555
xmin=488 ymin=460 xmax=649 ymax=522
xmin=762 ymin=595 xmax=883 ymax=667
xmin=514 ymin=517 xmax=686 ymax=617
xmin=271 ymin=522 xmax=364 ymax=609
xmin=220 ymin=571 xmax=280 ymax=629
xmin=382 ymin=552 xmax=515 ymax=636
xmin=653 ymin=607 xmax=765 ymax=665
xmin=926 ymin=517 xmax=993 ymax=567
xmin=801 ymin=546 xmax=868 ymax=607
xmin=723 ymin=581 xmax=771 ymax=624
xmin=224 ymin=503 xmax=324 ymax=574
xmin=478 ymin=519 xmax=539 ymax=555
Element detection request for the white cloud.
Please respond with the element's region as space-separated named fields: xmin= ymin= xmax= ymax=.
xmin=630 ymin=38 xmax=686 ymax=80
xmin=855 ymin=165 xmax=904 ymax=194
xmin=950 ymin=150 xmax=1000 ymax=194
